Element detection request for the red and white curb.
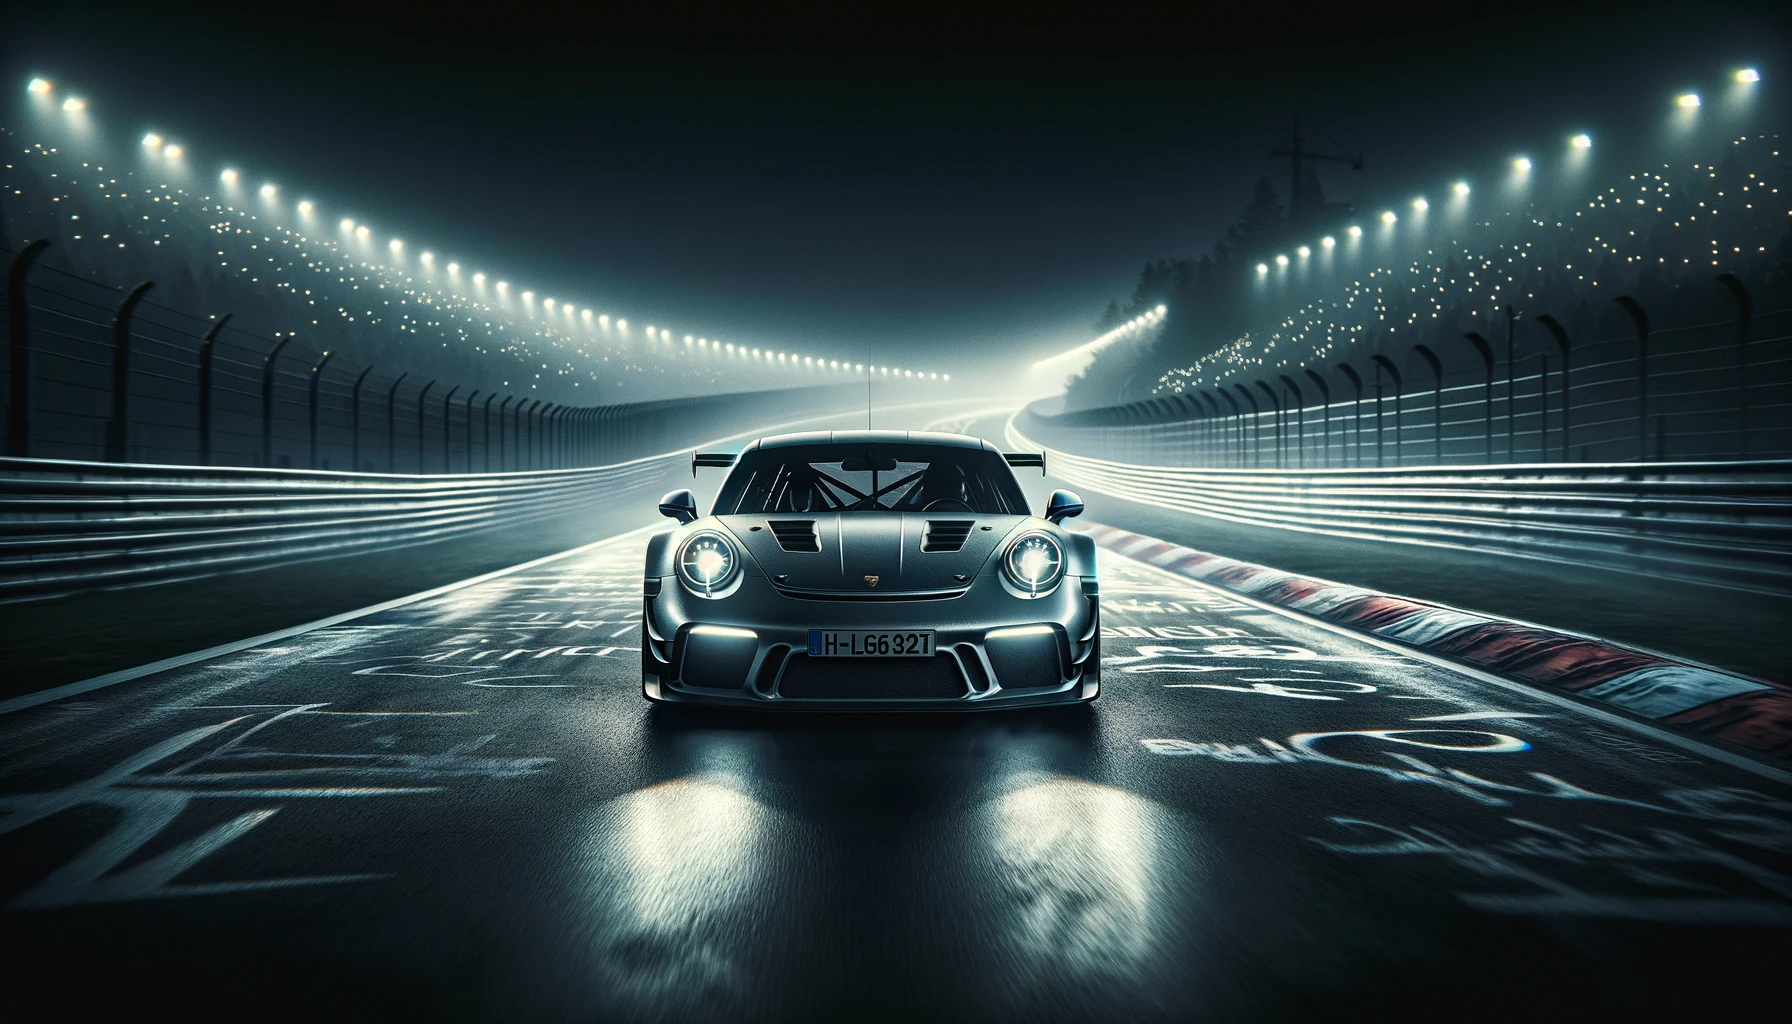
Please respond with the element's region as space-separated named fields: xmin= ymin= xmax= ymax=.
xmin=1082 ymin=523 xmax=1792 ymax=761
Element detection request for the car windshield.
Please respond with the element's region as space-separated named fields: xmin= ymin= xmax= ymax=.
xmin=715 ymin=443 xmax=1029 ymax=515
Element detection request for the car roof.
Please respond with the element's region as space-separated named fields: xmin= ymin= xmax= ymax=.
xmin=744 ymin=430 xmax=998 ymax=454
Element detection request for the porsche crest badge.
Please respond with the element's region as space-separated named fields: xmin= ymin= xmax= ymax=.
xmin=864 ymin=575 xmax=879 ymax=588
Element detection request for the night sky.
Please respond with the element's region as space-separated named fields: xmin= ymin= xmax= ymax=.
xmin=5 ymin=1 xmax=1787 ymax=375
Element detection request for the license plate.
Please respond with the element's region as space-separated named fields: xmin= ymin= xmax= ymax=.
xmin=808 ymin=630 xmax=934 ymax=657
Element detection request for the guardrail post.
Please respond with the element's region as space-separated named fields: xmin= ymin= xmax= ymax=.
xmin=1614 ymin=296 xmax=1650 ymax=462
xmin=196 ymin=313 xmax=231 ymax=466
xmin=1302 ymin=369 xmax=1330 ymax=468
xmin=308 ymin=351 xmax=335 ymax=469
xmin=1278 ymin=375 xmax=1305 ymax=469
xmin=1232 ymin=384 xmax=1259 ymax=468
xmin=1411 ymin=345 xmax=1442 ymax=465
xmin=261 ymin=335 xmax=293 ymax=467
xmin=105 ymin=281 xmax=155 ymax=462
xmin=1463 ymin=333 xmax=1494 ymax=464
xmin=350 ymin=366 xmax=373 ymax=472
xmin=497 ymin=396 xmax=514 ymax=472
xmin=1337 ymin=364 xmax=1363 ymax=468
xmin=1535 ymin=315 xmax=1571 ymax=462
xmin=441 ymin=385 xmax=460 ymax=473
xmin=1715 ymin=273 xmax=1752 ymax=458
xmin=416 ymin=380 xmax=436 ymax=474
xmin=385 ymin=372 xmax=408 ymax=473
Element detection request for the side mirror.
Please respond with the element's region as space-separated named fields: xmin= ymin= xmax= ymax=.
xmin=659 ymin=489 xmax=699 ymax=525
xmin=1045 ymin=488 xmax=1084 ymax=524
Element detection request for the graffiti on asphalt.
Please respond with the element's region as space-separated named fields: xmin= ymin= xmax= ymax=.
xmin=2 ymin=705 xmax=551 ymax=909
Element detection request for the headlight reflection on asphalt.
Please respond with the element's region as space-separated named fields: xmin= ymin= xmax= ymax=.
xmin=580 ymin=778 xmax=775 ymax=1001
xmin=985 ymin=779 xmax=1168 ymax=979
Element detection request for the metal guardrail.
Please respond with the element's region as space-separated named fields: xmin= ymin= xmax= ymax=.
xmin=0 ymin=454 xmax=692 ymax=601
xmin=1006 ymin=416 xmax=1792 ymax=595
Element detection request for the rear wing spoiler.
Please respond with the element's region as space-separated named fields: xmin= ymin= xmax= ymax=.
xmin=1003 ymin=452 xmax=1046 ymax=476
xmin=692 ymin=452 xmax=737 ymax=476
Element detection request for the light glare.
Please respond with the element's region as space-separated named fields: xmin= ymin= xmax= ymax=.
xmin=28 ymin=78 xmax=51 ymax=95
xmin=1513 ymin=156 xmax=1532 ymax=172
xmin=1570 ymin=133 xmax=1592 ymax=149
xmin=1736 ymin=68 xmax=1759 ymax=83
xmin=141 ymin=133 xmax=163 ymax=148
xmin=61 ymin=97 xmax=85 ymax=112
xmin=220 ymin=168 xmax=239 ymax=184
xmin=1380 ymin=210 xmax=1397 ymax=224
xmin=1678 ymin=93 xmax=1701 ymax=108
xmin=1453 ymin=181 xmax=1470 ymax=196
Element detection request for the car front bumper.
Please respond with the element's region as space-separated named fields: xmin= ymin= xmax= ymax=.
xmin=642 ymin=572 xmax=1099 ymax=710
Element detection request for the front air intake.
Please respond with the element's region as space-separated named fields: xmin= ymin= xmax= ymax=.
xmin=922 ymin=521 xmax=973 ymax=552
xmin=770 ymin=520 xmax=821 ymax=552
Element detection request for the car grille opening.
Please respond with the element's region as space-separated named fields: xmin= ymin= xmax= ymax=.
xmin=770 ymin=520 xmax=820 ymax=552
xmin=778 ymin=653 xmax=968 ymax=699
xmin=986 ymin=630 xmax=1063 ymax=689
xmin=922 ymin=521 xmax=973 ymax=552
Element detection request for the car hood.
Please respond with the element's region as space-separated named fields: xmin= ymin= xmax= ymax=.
xmin=719 ymin=513 xmax=1029 ymax=596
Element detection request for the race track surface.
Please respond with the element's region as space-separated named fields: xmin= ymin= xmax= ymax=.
xmin=2 ymin=529 xmax=1789 ymax=1020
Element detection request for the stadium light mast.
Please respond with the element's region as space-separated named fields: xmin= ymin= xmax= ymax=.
xmin=1269 ymin=116 xmax=1365 ymax=227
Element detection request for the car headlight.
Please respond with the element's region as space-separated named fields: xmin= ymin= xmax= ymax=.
xmin=1003 ymin=531 xmax=1064 ymax=594
xmin=677 ymin=531 xmax=740 ymax=596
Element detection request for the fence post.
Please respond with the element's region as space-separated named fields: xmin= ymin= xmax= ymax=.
xmin=308 ymin=351 xmax=335 ymax=469
xmin=1715 ymin=274 xmax=1752 ymax=458
xmin=415 ymin=380 xmax=436 ymax=474
xmin=1536 ymin=354 xmax=1549 ymax=460
xmin=350 ymin=366 xmax=373 ymax=472
xmin=1412 ymin=345 xmax=1443 ymax=465
xmin=6 ymin=239 xmax=51 ymax=457
xmin=1302 ymin=369 xmax=1330 ymax=468
xmin=1372 ymin=355 xmax=1403 ymax=468
xmin=1232 ymin=385 xmax=1259 ymax=468
xmin=441 ymin=385 xmax=460 ymax=473
xmin=105 ymin=281 xmax=155 ymax=463
xmin=261 ymin=335 xmax=293 ymax=467
xmin=386 ymin=372 xmax=408 ymax=473
xmin=1463 ymin=333 xmax=1494 ymax=464
xmin=1278 ymin=375 xmax=1305 ymax=469
xmin=1535 ymin=315 xmax=1571 ymax=462
xmin=1337 ymin=364 xmax=1363 ymax=468
xmin=497 ymin=396 xmax=514 ymax=472
xmin=1503 ymin=305 xmax=1520 ymax=462
xmin=1613 ymin=296 xmax=1650 ymax=462
xmin=1253 ymin=382 xmax=1281 ymax=469
xmin=525 ymin=400 xmax=541 ymax=469
xmin=483 ymin=394 xmax=497 ymax=473
xmin=462 ymin=390 xmax=479 ymax=474
xmin=196 ymin=313 xmax=231 ymax=466
xmin=1216 ymin=387 xmax=1241 ymax=468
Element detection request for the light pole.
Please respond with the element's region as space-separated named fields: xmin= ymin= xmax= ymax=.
xmin=1463 ymin=333 xmax=1495 ymax=464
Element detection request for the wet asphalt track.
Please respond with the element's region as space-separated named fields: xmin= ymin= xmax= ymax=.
xmin=2 ymin=523 xmax=1789 ymax=1021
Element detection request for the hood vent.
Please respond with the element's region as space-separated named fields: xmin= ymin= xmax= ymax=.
xmin=922 ymin=520 xmax=974 ymax=552
xmin=769 ymin=520 xmax=821 ymax=552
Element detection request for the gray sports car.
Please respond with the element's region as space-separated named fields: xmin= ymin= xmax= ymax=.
xmin=641 ymin=430 xmax=1099 ymax=709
